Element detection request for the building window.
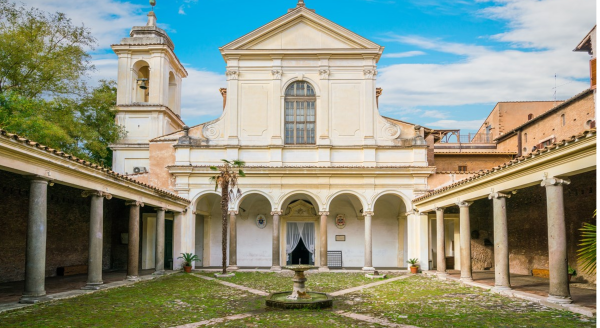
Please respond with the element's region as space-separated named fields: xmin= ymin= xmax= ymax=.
xmin=285 ymin=81 xmax=316 ymax=145
xmin=458 ymin=165 xmax=467 ymax=172
xmin=528 ymin=113 xmax=533 ymax=120
xmin=524 ymin=133 xmax=528 ymax=143
xmin=561 ymin=114 xmax=566 ymax=126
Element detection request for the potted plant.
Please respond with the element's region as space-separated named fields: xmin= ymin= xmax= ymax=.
xmin=568 ymin=265 xmax=577 ymax=282
xmin=407 ymin=258 xmax=419 ymax=274
xmin=178 ymin=253 xmax=200 ymax=273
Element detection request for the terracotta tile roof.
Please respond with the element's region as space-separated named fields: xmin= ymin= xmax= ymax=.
xmin=413 ymin=128 xmax=596 ymax=203
xmin=0 ymin=129 xmax=189 ymax=204
xmin=495 ymin=89 xmax=593 ymax=142
xmin=168 ymin=165 xmax=436 ymax=169
xmin=434 ymin=151 xmax=517 ymax=155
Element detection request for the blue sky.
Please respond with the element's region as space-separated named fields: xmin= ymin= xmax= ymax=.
xmin=22 ymin=0 xmax=596 ymax=132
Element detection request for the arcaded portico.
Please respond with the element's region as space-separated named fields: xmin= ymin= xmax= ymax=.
xmin=185 ymin=165 xmax=427 ymax=271
xmin=413 ymin=129 xmax=596 ymax=304
xmin=0 ymin=129 xmax=190 ymax=303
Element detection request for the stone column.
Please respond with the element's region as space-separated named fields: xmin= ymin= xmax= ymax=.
xmin=271 ymin=211 xmax=282 ymax=271
xmin=434 ymin=207 xmax=446 ymax=278
xmin=154 ymin=207 xmax=166 ymax=275
xmin=81 ymin=191 xmax=112 ymax=290
xmin=362 ymin=211 xmax=375 ymax=271
xmin=228 ymin=210 xmax=238 ymax=271
xmin=126 ymin=201 xmax=144 ymax=281
xmin=20 ymin=176 xmax=50 ymax=304
xmin=542 ymin=177 xmax=572 ymax=304
xmin=319 ymin=211 xmax=329 ymax=271
xmin=489 ymin=192 xmax=511 ymax=291
xmin=456 ymin=201 xmax=473 ymax=282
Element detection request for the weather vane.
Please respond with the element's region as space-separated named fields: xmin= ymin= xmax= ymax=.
xmin=150 ymin=0 xmax=156 ymax=11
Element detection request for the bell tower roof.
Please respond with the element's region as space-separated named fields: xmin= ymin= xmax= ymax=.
xmin=119 ymin=11 xmax=175 ymax=50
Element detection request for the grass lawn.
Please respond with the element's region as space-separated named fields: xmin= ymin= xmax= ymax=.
xmin=0 ymin=272 xmax=594 ymax=328
xmin=197 ymin=271 xmax=397 ymax=293
xmin=335 ymin=276 xmax=596 ymax=328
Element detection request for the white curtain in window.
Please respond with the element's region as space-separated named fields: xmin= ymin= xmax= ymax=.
xmin=286 ymin=222 xmax=304 ymax=262
xmin=301 ymin=222 xmax=316 ymax=263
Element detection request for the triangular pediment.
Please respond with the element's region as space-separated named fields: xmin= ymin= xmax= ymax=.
xmin=221 ymin=7 xmax=382 ymax=51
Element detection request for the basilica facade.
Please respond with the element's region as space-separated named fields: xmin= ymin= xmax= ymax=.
xmin=111 ymin=1 xmax=432 ymax=271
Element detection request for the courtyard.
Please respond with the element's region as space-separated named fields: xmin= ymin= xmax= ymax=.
xmin=0 ymin=271 xmax=595 ymax=328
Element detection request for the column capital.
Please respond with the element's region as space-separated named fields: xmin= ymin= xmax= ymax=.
xmin=270 ymin=211 xmax=282 ymax=216
xmin=319 ymin=211 xmax=329 ymax=216
xmin=488 ymin=192 xmax=511 ymax=199
xmin=26 ymin=175 xmax=52 ymax=183
xmin=125 ymin=200 xmax=144 ymax=207
xmin=541 ymin=177 xmax=571 ymax=187
xmin=154 ymin=207 xmax=167 ymax=212
xmin=363 ymin=211 xmax=374 ymax=217
xmin=81 ymin=190 xmax=113 ymax=200
xmin=433 ymin=206 xmax=444 ymax=213
xmin=455 ymin=201 xmax=472 ymax=208
xmin=228 ymin=210 xmax=238 ymax=215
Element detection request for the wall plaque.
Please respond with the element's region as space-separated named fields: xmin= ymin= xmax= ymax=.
xmin=256 ymin=214 xmax=267 ymax=229
xmin=335 ymin=235 xmax=345 ymax=241
xmin=335 ymin=214 xmax=346 ymax=229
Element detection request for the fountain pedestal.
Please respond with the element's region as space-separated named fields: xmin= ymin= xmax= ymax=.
xmin=265 ymin=264 xmax=333 ymax=309
xmin=287 ymin=267 xmax=311 ymax=299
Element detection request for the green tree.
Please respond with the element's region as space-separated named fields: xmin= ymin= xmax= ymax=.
xmin=0 ymin=0 xmax=96 ymax=97
xmin=210 ymin=160 xmax=245 ymax=274
xmin=0 ymin=81 xmax=124 ymax=167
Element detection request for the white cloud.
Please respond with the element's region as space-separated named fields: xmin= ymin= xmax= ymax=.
xmin=482 ymin=0 xmax=595 ymax=50
xmin=180 ymin=69 xmax=226 ymax=124
xmin=19 ymin=0 xmax=148 ymax=50
xmin=382 ymin=50 xmax=426 ymax=58
xmin=421 ymin=110 xmax=448 ymax=119
xmin=178 ymin=5 xmax=186 ymax=15
xmin=378 ymin=0 xmax=594 ymax=114
xmin=425 ymin=119 xmax=485 ymax=130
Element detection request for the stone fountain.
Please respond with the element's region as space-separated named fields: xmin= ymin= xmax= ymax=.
xmin=265 ymin=265 xmax=333 ymax=309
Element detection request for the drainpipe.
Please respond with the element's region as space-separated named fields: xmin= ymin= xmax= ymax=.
xmin=517 ymin=130 xmax=522 ymax=157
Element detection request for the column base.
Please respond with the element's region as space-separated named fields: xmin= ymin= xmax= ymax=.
xmin=436 ymin=271 xmax=448 ymax=280
xmin=126 ymin=276 xmax=140 ymax=282
xmin=152 ymin=270 xmax=166 ymax=276
xmin=270 ymin=266 xmax=282 ymax=271
xmin=547 ymin=295 xmax=573 ymax=304
xmin=491 ymin=285 xmax=512 ymax=293
xmin=460 ymin=277 xmax=474 ymax=283
xmin=81 ymin=282 xmax=104 ymax=290
xmin=318 ymin=266 xmax=330 ymax=272
xmin=227 ymin=266 xmax=239 ymax=271
xmin=19 ymin=295 xmax=51 ymax=304
xmin=362 ymin=267 xmax=376 ymax=272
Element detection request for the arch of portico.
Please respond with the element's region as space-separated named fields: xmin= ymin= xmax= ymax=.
xmin=193 ymin=192 xmax=221 ymax=268
xmin=413 ymin=130 xmax=596 ymax=305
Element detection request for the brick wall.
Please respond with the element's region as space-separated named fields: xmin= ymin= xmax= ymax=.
xmin=0 ymin=170 xmax=130 ymax=283
xmin=466 ymin=170 xmax=596 ymax=283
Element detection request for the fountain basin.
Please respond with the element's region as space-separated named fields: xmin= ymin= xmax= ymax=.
xmin=266 ymin=291 xmax=333 ymax=309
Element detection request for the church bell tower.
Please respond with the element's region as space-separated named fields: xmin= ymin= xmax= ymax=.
xmin=110 ymin=7 xmax=187 ymax=174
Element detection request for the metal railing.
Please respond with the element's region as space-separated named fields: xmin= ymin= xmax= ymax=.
xmin=440 ymin=132 xmax=494 ymax=144
xmin=327 ymin=251 xmax=343 ymax=268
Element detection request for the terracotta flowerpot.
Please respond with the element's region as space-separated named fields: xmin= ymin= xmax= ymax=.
xmin=410 ymin=266 xmax=418 ymax=274
xmin=184 ymin=266 xmax=192 ymax=273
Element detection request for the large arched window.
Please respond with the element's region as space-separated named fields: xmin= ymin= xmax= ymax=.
xmin=284 ymin=81 xmax=316 ymax=144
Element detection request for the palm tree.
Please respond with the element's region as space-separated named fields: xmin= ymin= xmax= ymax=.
xmin=578 ymin=210 xmax=596 ymax=275
xmin=210 ymin=159 xmax=245 ymax=274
